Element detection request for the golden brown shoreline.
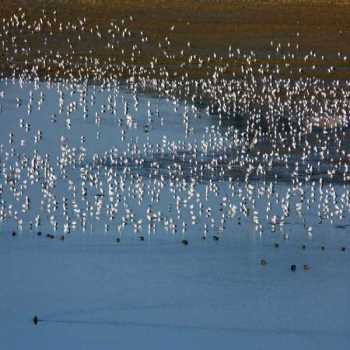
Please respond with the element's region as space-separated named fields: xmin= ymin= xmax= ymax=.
xmin=1 ymin=0 xmax=350 ymax=81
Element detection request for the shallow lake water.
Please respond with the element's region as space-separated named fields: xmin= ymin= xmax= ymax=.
xmin=0 ymin=78 xmax=349 ymax=350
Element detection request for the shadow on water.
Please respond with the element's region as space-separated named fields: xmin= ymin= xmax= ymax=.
xmin=36 ymin=317 xmax=350 ymax=338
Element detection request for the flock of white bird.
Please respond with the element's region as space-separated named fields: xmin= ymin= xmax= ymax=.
xmin=0 ymin=8 xmax=349 ymax=249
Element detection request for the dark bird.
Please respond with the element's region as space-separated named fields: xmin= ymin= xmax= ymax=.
xmin=260 ymin=259 xmax=267 ymax=266
xmin=32 ymin=315 xmax=39 ymax=325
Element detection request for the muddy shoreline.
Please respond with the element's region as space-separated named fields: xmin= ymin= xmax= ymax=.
xmin=1 ymin=0 xmax=350 ymax=81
